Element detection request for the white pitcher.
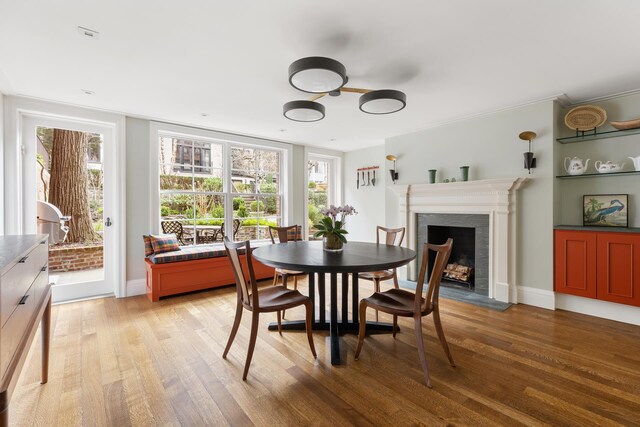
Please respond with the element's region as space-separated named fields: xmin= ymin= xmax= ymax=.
xmin=629 ymin=156 xmax=640 ymax=171
xmin=564 ymin=157 xmax=590 ymax=175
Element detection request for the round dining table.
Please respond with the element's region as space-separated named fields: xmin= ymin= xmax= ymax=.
xmin=252 ymin=240 xmax=416 ymax=365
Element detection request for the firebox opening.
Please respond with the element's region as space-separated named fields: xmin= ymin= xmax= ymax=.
xmin=427 ymin=225 xmax=475 ymax=290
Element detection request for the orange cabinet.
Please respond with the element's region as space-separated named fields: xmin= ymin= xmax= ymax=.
xmin=554 ymin=230 xmax=597 ymax=299
xmin=596 ymin=232 xmax=640 ymax=306
xmin=554 ymin=229 xmax=640 ymax=307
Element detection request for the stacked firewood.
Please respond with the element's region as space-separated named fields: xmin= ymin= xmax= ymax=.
xmin=443 ymin=263 xmax=473 ymax=282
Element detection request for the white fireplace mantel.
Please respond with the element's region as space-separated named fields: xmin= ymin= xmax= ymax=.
xmin=390 ymin=177 xmax=527 ymax=303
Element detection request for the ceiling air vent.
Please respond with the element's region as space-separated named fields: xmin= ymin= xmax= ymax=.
xmin=77 ymin=26 xmax=100 ymax=39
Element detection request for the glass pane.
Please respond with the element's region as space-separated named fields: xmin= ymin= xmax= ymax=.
xmin=231 ymin=147 xmax=256 ymax=171
xmin=194 ymin=194 xmax=225 ymax=244
xmin=208 ymin=142 xmax=223 ymax=169
xmin=194 ymin=168 xmax=224 ymax=192
xmin=257 ymin=173 xmax=278 ymax=194
xmin=257 ymin=150 xmax=280 ymax=173
xmin=160 ymin=193 xmax=195 ymax=221
xmin=160 ymin=165 xmax=193 ymax=190
xmin=231 ymin=172 xmax=256 ymax=193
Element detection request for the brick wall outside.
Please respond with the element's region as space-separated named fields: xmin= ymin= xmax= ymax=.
xmin=49 ymin=244 xmax=103 ymax=272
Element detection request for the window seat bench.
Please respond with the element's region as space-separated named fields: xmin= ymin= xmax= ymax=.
xmin=145 ymin=243 xmax=274 ymax=301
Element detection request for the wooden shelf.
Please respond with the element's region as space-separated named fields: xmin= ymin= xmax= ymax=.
xmin=556 ymin=127 xmax=640 ymax=144
xmin=556 ymin=171 xmax=640 ymax=179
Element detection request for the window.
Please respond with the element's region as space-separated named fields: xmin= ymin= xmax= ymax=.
xmin=231 ymin=147 xmax=282 ymax=241
xmin=307 ymin=157 xmax=333 ymax=240
xmin=157 ymin=132 xmax=284 ymax=245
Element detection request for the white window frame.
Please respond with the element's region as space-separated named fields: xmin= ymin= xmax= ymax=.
xmin=150 ymin=122 xmax=292 ymax=241
xmin=304 ymin=148 xmax=343 ymax=239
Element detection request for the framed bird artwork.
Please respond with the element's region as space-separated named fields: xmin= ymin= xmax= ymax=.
xmin=583 ymin=194 xmax=628 ymax=227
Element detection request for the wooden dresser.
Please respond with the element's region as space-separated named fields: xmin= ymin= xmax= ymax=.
xmin=0 ymin=235 xmax=52 ymax=426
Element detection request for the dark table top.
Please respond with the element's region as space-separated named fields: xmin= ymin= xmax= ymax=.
xmin=252 ymin=241 xmax=416 ymax=273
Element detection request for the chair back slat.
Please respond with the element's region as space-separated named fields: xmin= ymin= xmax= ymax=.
xmin=162 ymin=220 xmax=185 ymax=245
xmin=414 ymin=238 xmax=453 ymax=314
xmin=224 ymin=238 xmax=258 ymax=307
xmin=269 ymin=225 xmax=302 ymax=244
xmin=376 ymin=226 xmax=405 ymax=246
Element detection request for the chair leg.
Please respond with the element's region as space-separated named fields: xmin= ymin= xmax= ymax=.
xmin=433 ymin=305 xmax=455 ymax=367
xmin=242 ymin=311 xmax=260 ymax=381
xmin=414 ymin=316 xmax=432 ymax=388
xmin=393 ymin=270 xmax=399 ymax=289
xmin=392 ymin=315 xmax=398 ymax=338
xmin=272 ymin=273 xmax=278 ymax=286
xmin=282 ymin=275 xmax=288 ymax=318
xmin=354 ymin=301 xmax=368 ymax=360
xmin=304 ymin=300 xmax=317 ymax=358
xmin=276 ymin=310 xmax=282 ymax=335
xmin=374 ymin=279 xmax=380 ymax=322
xmin=293 ymin=276 xmax=298 ymax=290
xmin=223 ymin=299 xmax=243 ymax=359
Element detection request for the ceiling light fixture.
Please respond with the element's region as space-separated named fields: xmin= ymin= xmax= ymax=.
xmin=81 ymin=89 xmax=95 ymax=95
xmin=288 ymin=57 xmax=348 ymax=94
xmin=283 ymin=100 xmax=325 ymax=122
xmin=359 ymin=89 xmax=406 ymax=114
xmin=284 ymin=56 xmax=406 ymax=122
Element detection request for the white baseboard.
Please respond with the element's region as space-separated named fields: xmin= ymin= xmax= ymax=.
xmin=126 ymin=278 xmax=146 ymax=297
xmin=556 ymin=294 xmax=640 ymax=326
xmin=517 ymin=286 xmax=555 ymax=310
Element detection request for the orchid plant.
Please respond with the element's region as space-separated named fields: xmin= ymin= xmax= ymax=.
xmin=313 ymin=204 xmax=358 ymax=244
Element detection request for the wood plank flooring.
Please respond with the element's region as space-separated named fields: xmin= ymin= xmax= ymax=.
xmin=11 ymin=278 xmax=640 ymax=426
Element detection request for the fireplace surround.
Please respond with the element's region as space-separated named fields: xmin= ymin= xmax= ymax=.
xmin=390 ymin=178 xmax=527 ymax=302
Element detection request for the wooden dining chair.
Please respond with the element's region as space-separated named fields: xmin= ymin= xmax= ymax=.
xmin=358 ymin=226 xmax=405 ymax=321
xmin=268 ymin=225 xmax=306 ymax=290
xmin=223 ymin=238 xmax=316 ymax=380
xmin=355 ymin=238 xmax=455 ymax=388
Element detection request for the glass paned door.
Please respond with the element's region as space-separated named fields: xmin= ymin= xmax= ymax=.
xmin=23 ymin=117 xmax=117 ymax=302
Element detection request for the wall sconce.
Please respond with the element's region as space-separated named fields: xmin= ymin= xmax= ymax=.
xmin=519 ymin=131 xmax=537 ymax=174
xmin=386 ymin=154 xmax=399 ymax=183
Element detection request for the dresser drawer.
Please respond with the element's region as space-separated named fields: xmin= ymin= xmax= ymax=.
xmin=0 ymin=283 xmax=36 ymax=380
xmin=0 ymin=243 xmax=48 ymax=327
xmin=32 ymin=268 xmax=49 ymax=307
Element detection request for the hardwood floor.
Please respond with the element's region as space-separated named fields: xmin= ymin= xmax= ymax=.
xmin=12 ymin=278 xmax=640 ymax=426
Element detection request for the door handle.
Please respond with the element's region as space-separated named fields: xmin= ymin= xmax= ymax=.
xmin=105 ymin=217 xmax=112 ymax=227
xmin=18 ymin=256 xmax=28 ymax=263
xmin=19 ymin=294 xmax=29 ymax=305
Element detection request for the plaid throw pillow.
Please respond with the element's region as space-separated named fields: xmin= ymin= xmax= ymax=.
xmin=286 ymin=225 xmax=303 ymax=241
xmin=143 ymin=235 xmax=154 ymax=257
xmin=149 ymin=234 xmax=181 ymax=254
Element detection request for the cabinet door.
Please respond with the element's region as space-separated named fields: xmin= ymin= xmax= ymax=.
xmin=596 ymin=232 xmax=640 ymax=307
xmin=554 ymin=230 xmax=597 ymax=298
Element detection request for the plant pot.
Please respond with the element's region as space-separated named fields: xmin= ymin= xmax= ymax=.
xmin=323 ymin=234 xmax=344 ymax=252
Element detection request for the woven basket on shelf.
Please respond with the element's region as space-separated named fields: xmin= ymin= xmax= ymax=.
xmin=564 ymin=105 xmax=607 ymax=131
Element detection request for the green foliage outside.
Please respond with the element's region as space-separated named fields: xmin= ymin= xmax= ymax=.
xmin=236 ymin=205 xmax=249 ymax=218
xmin=308 ymin=181 xmax=316 ymax=189
xmin=233 ymin=197 xmax=245 ymax=210
xmin=250 ymin=200 xmax=265 ymax=212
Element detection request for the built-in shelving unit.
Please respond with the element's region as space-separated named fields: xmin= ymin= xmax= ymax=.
xmin=556 ymin=127 xmax=640 ymax=144
xmin=556 ymin=170 xmax=640 ymax=179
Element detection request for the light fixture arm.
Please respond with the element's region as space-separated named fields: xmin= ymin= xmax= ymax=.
xmin=306 ymin=87 xmax=372 ymax=102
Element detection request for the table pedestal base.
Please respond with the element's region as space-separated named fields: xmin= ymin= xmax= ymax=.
xmin=269 ymin=271 xmax=399 ymax=365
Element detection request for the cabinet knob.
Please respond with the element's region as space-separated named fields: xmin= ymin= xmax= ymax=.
xmin=19 ymin=294 xmax=29 ymax=305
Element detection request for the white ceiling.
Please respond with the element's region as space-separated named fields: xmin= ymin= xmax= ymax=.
xmin=1 ymin=0 xmax=640 ymax=151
